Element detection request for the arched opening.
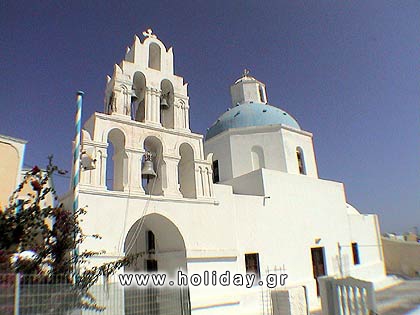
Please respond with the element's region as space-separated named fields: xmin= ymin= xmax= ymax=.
xmin=133 ymin=72 xmax=146 ymax=122
xmin=258 ymin=84 xmax=266 ymax=103
xmin=148 ymin=43 xmax=161 ymax=71
xmin=106 ymin=129 xmax=127 ymax=191
xmin=296 ymin=147 xmax=306 ymax=175
xmin=160 ymin=79 xmax=175 ymax=129
xmin=178 ymin=143 xmax=196 ymax=198
xmin=251 ymin=146 xmax=265 ymax=170
xmin=124 ymin=213 xmax=189 ymax=314
xmin=142 ymin=136 xmax=164 ymax=196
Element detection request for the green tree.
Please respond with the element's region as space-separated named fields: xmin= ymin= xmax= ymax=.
xmin=0 ymin=156 xmax=139 ymax=312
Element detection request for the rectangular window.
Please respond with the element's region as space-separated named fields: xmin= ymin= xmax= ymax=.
xmin=146 ymin=259 xmax=158 ymax=272
xmin=245 ymin=253 xmax=261 ymax=280
xmin=212 ymin=160 xmax=220 ymax=183
xmin=352 ymin=242 xmax=360 ymax=265
xmin=147 ymin=230 xmax=155 ymax=253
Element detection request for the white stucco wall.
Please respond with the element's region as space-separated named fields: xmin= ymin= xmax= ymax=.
xmin=280 ymin=128 xmax=318 ymax=177
xmin=62 ymin=31 xmax=387 ymax=315
xmin=204 ymin=124 xmax=318 ymax=183
xmin=347 ymin=214 xmax=385 ymax=281
xmin=62 ymin=166 xmax=386 ymax=314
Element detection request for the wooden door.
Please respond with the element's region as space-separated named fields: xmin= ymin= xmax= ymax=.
xmin=311 ymin=247 xmax=326 ymax=296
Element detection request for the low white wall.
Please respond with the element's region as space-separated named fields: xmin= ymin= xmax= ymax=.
xmin=382 ymin=237 xmax=420 ymax=277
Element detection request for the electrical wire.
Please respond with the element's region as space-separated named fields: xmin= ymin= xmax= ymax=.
xmin=122 ymin=150 xmax=162 ymax=255
xmin=123 ymin=154 xmax=161 ymax=254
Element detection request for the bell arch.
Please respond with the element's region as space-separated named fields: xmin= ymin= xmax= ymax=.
xmin=160 ymin=79 xmax=175 ymax=129
xmin=142 ymin=136 xmax=164 ymax=195
xmin=106 ymin=128 xmax=127 ymax=191
xmin=133 ymin=71 xmax=146 ymax=122
xmin=178 ymin=143 xmax=196 ymax=198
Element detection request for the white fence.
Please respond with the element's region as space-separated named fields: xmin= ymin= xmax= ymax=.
xmin=0 ymin=273 xmax=190 ymax=315
xmin=319 ymin=276 xmax=377 ymax=315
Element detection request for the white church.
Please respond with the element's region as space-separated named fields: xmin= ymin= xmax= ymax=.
xmin=63 ymin=30 xmax=387 ymax=314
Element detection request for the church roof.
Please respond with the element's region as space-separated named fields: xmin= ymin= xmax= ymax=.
xmin=205 ymin=102 xmax=301 ymax=140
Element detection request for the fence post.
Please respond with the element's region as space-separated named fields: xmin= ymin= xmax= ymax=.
xmin=319 ymin=276 xmax=336 ymax=315
xmin=14 ymin=273 xmax=20 ymax=315
xmin=367 ymin=281 xmax=377 ymax=314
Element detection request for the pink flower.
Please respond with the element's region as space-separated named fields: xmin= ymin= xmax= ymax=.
xmin=31 ymin=180 xmax=42 ymax=192
xmin=31 ymin=166 xmax=40 ymax=175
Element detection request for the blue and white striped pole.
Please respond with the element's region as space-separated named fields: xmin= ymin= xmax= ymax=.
xmin=72 ymin=91 xmax=84 ymax=213
xmin=72 ymin=91 xmax=84 ymax=280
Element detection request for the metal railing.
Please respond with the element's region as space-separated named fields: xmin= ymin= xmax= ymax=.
xmin=0 ymin=273 xmax=191 ymax=315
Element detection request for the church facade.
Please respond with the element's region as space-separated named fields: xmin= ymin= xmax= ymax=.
xmin=63 ymin=31 xmax=386 ymax=314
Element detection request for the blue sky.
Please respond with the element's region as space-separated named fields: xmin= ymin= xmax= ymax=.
xmin=1 ymin=1 xmax=419 ymax=233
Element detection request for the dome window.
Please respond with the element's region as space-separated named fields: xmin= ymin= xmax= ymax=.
xmin=258 ymin=85 xmax=267 ymax=103
xmin=296 ymin=147 xmax=306 ymax=175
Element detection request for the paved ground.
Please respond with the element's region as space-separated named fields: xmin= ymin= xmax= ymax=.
xmin=376 ymin=280 xmax=420 ymax=315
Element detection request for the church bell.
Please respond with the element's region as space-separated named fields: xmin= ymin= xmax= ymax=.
xmin=142 ymin=152 xmax=157 ymax=178
xmin=160 ymin=93 xmax=170 ymax=109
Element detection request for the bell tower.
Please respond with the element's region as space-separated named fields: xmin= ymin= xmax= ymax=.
xmin=79 ymin=30 xmax=214 ymax=200
xmin=104 ymin=29 xmax=190 ymax=130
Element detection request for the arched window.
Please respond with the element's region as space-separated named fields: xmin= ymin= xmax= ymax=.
xmin=148 ymin=43 xmax=161 ymax=71
xmin=258 ymin=85 xmax=266 ymax=103
xmin=251 ymin=146 xmax=265 ymax=170
xmin=296 ymin=147 xmax=306 ymax=175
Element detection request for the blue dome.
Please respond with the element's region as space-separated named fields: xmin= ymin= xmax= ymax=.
xmin=206 ymin=102 xmax=300 ymax=140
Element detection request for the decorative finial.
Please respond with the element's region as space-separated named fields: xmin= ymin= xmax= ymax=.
xmin=142 ymin=28 xmax=157 ymax=39
xmin=243 ymin=68 xmax=250 ymax=77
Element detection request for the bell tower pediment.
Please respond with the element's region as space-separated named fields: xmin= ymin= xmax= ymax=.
xmin=103 ymin=29 xmax=189 ymax=131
